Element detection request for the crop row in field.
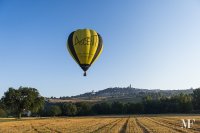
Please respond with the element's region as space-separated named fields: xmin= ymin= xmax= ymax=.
xmin=0 ymin=115 xmax=199 ymax=133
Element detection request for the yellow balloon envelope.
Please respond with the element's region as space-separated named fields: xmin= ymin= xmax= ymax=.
xmin=67 ymin=29 xmax=103 ymax=76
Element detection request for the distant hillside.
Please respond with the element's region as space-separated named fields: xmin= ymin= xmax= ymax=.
xmin=74 ymin=87 xmax=193 ymax=97
xmin=56 ymin=86 xmax=194 ymax=103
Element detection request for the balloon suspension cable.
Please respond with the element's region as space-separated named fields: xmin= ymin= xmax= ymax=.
xmin=83 ymin=71 xmax=87 ymax=76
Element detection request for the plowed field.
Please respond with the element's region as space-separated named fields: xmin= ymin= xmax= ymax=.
xmin=0 ymin=115 xmax=199 ymax=133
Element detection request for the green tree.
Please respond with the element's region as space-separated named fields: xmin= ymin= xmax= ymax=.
xmin=0 ymin=100 xmax=7 ymax=117
xmin=49 ymin=105 xmax=62 ymax=116
xmin=177 ymin=93 xmax=193 ymax=113
xmin=92 ymin=102 xmax=111 ymax=114
xmin=124 ymin=103 xmax=144 ymax=114
xmin=76 ymin=102 xmax=91 ymax=116
xmin=62 ymin=103 xmax=77 ymax=116
xmin=193 ymin=88 xmax=200 ymax=110
xmin=0 ymin=108 xmax=7 ymax=117
xmin=111 ymin=101 xmax=124 ymax=114
xmin=1 ymin=87 xmax=45 ymax=119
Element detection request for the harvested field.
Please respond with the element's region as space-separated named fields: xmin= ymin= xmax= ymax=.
xmin=0 ymin=115 xmax=199 ymax=133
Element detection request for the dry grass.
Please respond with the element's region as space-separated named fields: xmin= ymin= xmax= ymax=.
xmin=0 ymin=115 xmax=199 ymax=133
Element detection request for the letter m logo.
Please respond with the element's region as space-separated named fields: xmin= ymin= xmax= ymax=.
xmin=181 ymin=119 xmax=195 ymax=128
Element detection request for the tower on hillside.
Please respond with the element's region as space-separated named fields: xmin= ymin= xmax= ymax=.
xmin=128 ymin=84 xmax=132 ymax=88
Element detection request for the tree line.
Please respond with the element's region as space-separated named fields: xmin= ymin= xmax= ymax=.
xmin=0 ymin=87 xmax=200 ymax=118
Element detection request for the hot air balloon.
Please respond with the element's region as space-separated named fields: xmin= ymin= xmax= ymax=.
xmin=67 ymin=29 xmax=103 ymax=76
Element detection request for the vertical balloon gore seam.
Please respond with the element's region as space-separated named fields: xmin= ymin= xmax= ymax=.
xmin=90 ymin=33 xmax=103 ymax=65
xmin=68 ymin=32 xmax=81 ymax=64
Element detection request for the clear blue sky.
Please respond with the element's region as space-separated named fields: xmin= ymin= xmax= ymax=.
xmin=1 ymin=0 xmax=200 ymax=97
